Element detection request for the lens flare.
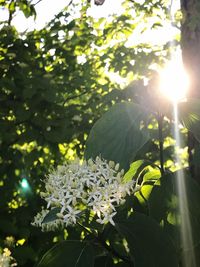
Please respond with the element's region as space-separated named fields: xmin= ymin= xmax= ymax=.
xmin=21 ymin=178 xmax=29 ymax=189
xmin=173 ymin=103 xmax=196 ymax=267
xmin=159 ymin=55 xmax=189 ymax=102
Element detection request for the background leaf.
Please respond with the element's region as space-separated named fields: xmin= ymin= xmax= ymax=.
xmin=94 ymin=255 xmax=114 ymax=267
xmin=148 ymin=171 xmax=200 ymax=251
xmin=116 ymin=212 xmax=179 ymax=267
xmin=123 ymin=160 xmax=146 ymax=182
xmin=37 ymin=241 xmax=94 ymax=267
xmin=178 ymin=98 xmax=200 ymax=142
xmin=85 ymin=102 xmax=149 ymax=171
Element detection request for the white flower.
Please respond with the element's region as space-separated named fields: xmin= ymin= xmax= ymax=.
xmin=0 ymin=248 xmax=17 ymax=267
xmin=63 ymin=206 xmax=82 ymax=224
xmin=33 ymin=157 xmax=135 ymax=230
xmin=96 ymin=211 xmax=117 ymax=226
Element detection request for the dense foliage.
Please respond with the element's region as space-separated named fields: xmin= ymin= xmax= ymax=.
xmin=1 ymin=0 xmax=200 ymax=266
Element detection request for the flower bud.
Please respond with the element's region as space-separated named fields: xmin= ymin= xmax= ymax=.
xmin=40 ymin=192 xmax=47 ymax=198
xmin=54 ymin=191 xmax=59 ymax=198
xmin=109 ymin=161 xmax=115 ymax=168
xmin=115 ymin=163 xmax=120 ymax=171
xmin=95 ymin=156 xmax=101 ymax=163
xmin=82 ymin=198 xmax=87 ymax=204
xmin=121 ymin=191 xmax=126 ymax=198
xmin=100 ymin=176 xmax=105 ymax=183
xmin=133 ymin=185 xmax=141 ymax=193
xmin=72 ymin=197 xmax=77 ymax=206
xmin=121 ymin=199 xmax=126 ymax=205
xmin=54 ymin=201 xmax=60 ymax=207
xmin=56 ymin=213 xmax=64 ymax=219
xmin=120 ymin=169 xmax=125 ymax=176
xmin=116 ymin=173 xmax=121 ymax=182
xmin=88 ymin=159 xmax=93 ymax=166
xmin=71 ymin=181 xmax=77 ymax=188
xmin=91 ymin=164 xmax=97 ymax=172
xmin=45 ymin=184 xmax=51 ymax=191
xmin=82 ymin=191 xmax=87 ymax=199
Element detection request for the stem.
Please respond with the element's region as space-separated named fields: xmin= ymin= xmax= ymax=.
xmin=97 ymin=234 xmax=132 ymax=265
xmin=77 ymin=223 xmax=132 ymax=265
xmin=158 ymin=114 xmax=165 ymax=176
xmin=7 ymin=0 xmax=18 ymax=25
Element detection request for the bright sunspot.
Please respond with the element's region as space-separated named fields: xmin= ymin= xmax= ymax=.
xmin=159 ymin=52 xmax=190 ymax=102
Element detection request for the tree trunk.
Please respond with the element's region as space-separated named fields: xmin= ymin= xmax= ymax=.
xmin=181 ymin=0 xmax=200 ymax=97
xmin=181 ymin=0 xmax=200 ymax=183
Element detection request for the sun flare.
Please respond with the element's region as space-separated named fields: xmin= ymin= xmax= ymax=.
xmin=159 ymin=55 xmax=190 ymax=102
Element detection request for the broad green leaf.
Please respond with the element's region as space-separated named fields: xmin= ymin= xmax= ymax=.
xmin=114 ymin=263 xmax=130 ymax=267
xmin=143 ymin=168 xmax=161 ymax=181
xmin=42 ymin=208 xmax=60 ymax=224
xmin=149 ymin=171 xmax=200 ymax=251
xmin=123 ymin=160 xmax=146 ymax=182
xmin=94 ymin=255 xmax=113 ymax=267
xmin=14 ymin=246 xmax=36 ymax=265
xmin=123 ymin=160 xmax=160 ymax=183
xmin=135 ymin=183 xmax=154 ymax=205
xmin=37 ymin=241 xmax=94 ymax=267
xmin=0 ymin=218 xmax=18 ymax=234
xmin=116 ymin=212 xmax=179 ymax=267
xmin=124 ymin=162 xmax=160 ymax=207
xmin=178 ymin=98 xmax=200 ymax=142
xmin=85 ymin=102 xmax=149 ymax=171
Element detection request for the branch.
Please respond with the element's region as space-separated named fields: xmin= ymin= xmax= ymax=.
xmin=97 ymin=233 xmax=132 ymax=265
xmin=8 ymin=0 xmax=14 ymax=25
xmin=77 ymin=223 xmax=132 ymax=265
xmin=32 ymin=0 xmax=43 ymax=7
xmin=62 ymin=90 xmax=88 ymax=106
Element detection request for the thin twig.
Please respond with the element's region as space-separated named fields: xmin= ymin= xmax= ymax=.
xmin=77 ymin=223 xmax=132 ymax=265
xmin=32 ymin=0 xmax=43 ymax=7
xmin=62 ymin=90 xmax=88 ymax=106
xmin=8 ymin=0 xmax=14 ymax=25
xmin=158 ymin=114 xmax=165 ymax=176
xmin=97 ymin=233 xmax=132 ymax=265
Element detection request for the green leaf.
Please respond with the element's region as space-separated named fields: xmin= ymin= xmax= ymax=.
xmin=85 ymin=102 xmax=149 ymax=171
xmin=37 ymin=241 xmax=94 ymax=267
xmin=8 ymin=1 xmax=16 ymax=12
xmin=18 ymin=2 xmax=36 ymax=18
xmin=149 ymin=171 xmax=200 ymax=251
xmin=123 ymin=160 xmax=159 ymax=183
xmin=14 ymin=246 xmax=36 ymax=265
xmin=134 ymin=183 xmax=154 ymax=205
xmin=123 ymin=160 xmax=145 ymax=182
xmin=0 ymin=218 xmax=18 ymax=234
xmin=143 ymin=168 xmax=161 ymax=181
xmin=94 ymin=255 xmax=113 ymax=267
xmin=178 ymin=98 xmax=200 ymax=142
xmin=114 ymin=263 xmax=130 ymax=267
xmin=116 ymin=212 xmax=179 ymax=267
xmin=42 ymin=208 xmax=60 ymax=224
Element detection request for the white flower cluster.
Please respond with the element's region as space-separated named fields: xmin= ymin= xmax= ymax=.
xmin=0 ymin=248 xmax=17 ymax=267
xmin=33 ymin=157 xmax=135 ymax=229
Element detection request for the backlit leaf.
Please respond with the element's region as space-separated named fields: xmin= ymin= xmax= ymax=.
xmin=178 ymin=98 xmax=200 ymax=142
xmin=37 ymin=241 xmax=94 ymax=267
xmin=116 ymin=212 xmax=179 ymax=267
xmin=85 ymin=102 xmax=149 ymax=171
xmin=149 ymin=171 xmax=200 ymax=251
